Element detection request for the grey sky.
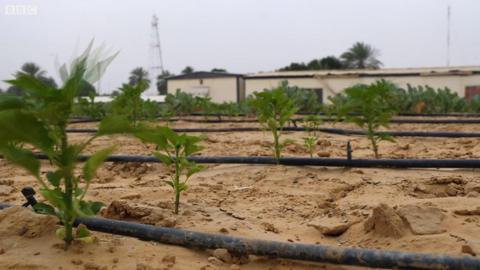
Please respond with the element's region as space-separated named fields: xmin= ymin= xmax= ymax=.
xmin=1 ymin=0 xmax=479 ymax=95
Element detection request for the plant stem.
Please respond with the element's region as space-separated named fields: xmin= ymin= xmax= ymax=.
xmin=174 ymin=147 xmax=180 ymax=214
xmin=174 ymin=190 xmax=180 ymax=215
xmin=367 ymin=123 xmax=379 ymax=158
xmin=64 ymin=176 xmax=74 ymax=247
xmin=273 ymin=129 xmax=280 ymax=164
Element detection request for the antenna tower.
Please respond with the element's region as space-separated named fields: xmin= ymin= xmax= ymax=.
xmin=149 ymin=14 xmax=164 ymax=94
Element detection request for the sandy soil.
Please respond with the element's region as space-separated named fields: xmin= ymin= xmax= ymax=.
xmin=1 ymin=118 xmax=480 ymax=269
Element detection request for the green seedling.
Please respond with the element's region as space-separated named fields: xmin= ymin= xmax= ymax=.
xmin=303 ymin=136 xmax=316 ymax=158
xmin=0 ymin=44 xmax=121 ymax=247
xmin=133 ymin=126 xmax=204 ymax=214
xmin=336 ymin=80 xmax=398 ymax=158
xmin=302 ymin=115 xmax=323 ymax=158
xmin=249 ymin=84 xmax=299 ymax=162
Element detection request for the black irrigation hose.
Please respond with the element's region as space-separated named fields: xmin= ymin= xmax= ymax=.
xmin=162 ymin=118 xmax=480 ymax=124
xmin=28 ymin=154 xmax=480 ymax=168
xmin=314 ymin=128 xmax=480 ymax=138
xmin=65 ymin=127 xmax=480 ymax=138
xmin=194 ymin=112 xmax=480 ymax=117
xmin=68 ymin=117 xmax=480 ymax=125
xmin=0 ymin=203 xmax=478 ymax=269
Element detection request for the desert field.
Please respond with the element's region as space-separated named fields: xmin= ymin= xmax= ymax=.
xmin=0 ymin=119 xmax=479 ymax=270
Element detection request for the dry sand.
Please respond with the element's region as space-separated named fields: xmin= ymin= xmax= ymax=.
xmin=0 ymin=119 xmax=480 ymax=269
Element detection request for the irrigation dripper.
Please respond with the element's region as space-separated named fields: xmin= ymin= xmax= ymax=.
xmin=21 ymin=187 xmax=37 ymax=207
xmin=346 ymin=141 xmax=353 ymax=163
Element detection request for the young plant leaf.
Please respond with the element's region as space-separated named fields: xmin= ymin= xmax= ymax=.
xmin=83 ymin=146 xmax=115 ymax=182
xmin=97 ymin=115 xmax=135 ymax=135
xmin=33 ymin=202 xmax=56 ymax=215
xmin=46 ymin=171 xmax=62 ymax=187
xmin=154 ymin=152 xmax=173 ymax=166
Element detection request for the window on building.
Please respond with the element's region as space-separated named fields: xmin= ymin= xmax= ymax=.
xmin=199 ymin=79 xmax=203 ymax=85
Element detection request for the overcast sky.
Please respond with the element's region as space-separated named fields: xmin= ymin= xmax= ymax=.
xmin=1 ymin=0 xmax=479 ymax=95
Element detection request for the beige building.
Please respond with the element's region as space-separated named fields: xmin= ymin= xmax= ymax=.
xmin=166 ymin=71 xmax=244 ymax=103
xmin=245 ymin=66 xmax=480 ymax=103
xmin=167 ymin=67 xmax=480 ymax=103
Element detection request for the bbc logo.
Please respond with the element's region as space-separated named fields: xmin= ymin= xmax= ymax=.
xmin=4 ymin=5 xmax=38 ymax=16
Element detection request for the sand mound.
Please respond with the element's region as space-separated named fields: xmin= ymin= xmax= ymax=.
xmin=364 ymin=203 xmax=406 ymax=238
xmin=0 ymin=207 xmax=57 ymax=238
xmin=103 ymin=200 xmax=176 ymax=227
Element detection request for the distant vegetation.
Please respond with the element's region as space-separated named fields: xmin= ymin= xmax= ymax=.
xmin=278 ymin=41 xmax=382 ymax=71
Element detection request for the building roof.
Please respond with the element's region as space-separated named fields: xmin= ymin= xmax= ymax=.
xmin=166 ymin=71 xmax=243 ymax=80
xmin=245 ymin=66 xmax=480 ymax=79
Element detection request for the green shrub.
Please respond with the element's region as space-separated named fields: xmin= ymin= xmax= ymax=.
xmin=76 ymin=92 xmax=106 ymax=119
xmin=164 ymin=89 xmax=196 ymax=116
xmin=336 ymin=80 xmax=398 ymax=158
xmin=249 ymin=84 xmax=299 ymax=162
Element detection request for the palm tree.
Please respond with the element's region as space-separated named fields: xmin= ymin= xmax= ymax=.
xmin=340 ymin=42 xmax=382 ymax=69
xmin=128 ymin=67 xmax=150 ymax=86
xmin=17 ymin=62 xmax=46 ymax=77
xmin=7 ymin=62 xmax=56 ymax=96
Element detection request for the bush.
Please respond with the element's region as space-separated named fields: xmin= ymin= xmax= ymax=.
xmin=249 ymin=84 xmax=299 ymax=162
xmin=336 ymin=80 xmax=398 ymax=158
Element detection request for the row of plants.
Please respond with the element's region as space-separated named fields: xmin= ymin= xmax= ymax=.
xmin=72 ymin=84 xmax=480 ymax=122
xmin=0 ymin=47 xmax=205 ymax=248
xmin=327 ymin=83 xmax=480 ymax=115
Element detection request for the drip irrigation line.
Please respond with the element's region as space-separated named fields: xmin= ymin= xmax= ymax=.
xmin=0 ymin=203 xmax=478 ymax=269
xmin=25 ymin=154 xmax=480 ymax=168
xmin=164 ymin=118 xmax=480 ymax=124
xmin=68 ymin=117 xmax=480 ymax=125
xmin=193 ymin=112 xmax=480 ymax=117
xmin=65 ymin=127 xmax=480 ymax=138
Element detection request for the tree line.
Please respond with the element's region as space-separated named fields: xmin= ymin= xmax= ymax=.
xmin=278 ymin=41 xmax=382 ymax=71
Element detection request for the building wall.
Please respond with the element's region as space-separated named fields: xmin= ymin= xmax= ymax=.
xmin=167 ymin=77 xmax=238 ymax=103
xmin=245 ymin=75 xmax=480 ymax=102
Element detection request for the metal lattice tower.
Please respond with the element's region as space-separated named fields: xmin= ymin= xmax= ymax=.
xmin=149 ymin=14 xmax=164 ymax=94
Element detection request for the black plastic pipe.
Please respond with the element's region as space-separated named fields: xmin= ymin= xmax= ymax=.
xmin=189 ymin=112 xmax=480 ymax=118
xmin=68 ymin=117 xmax=480 ymax=125
xmin=0 ymin=203 xmax=478 ymax=269
xmin=65 ymin=127 xmax=480 ymax=138
xmin=28 ymin=154 xmax=480 ymax=168
xmin=168 ymin=118 xmax=480 ymax=124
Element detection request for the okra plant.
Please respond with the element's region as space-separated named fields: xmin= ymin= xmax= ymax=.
xmin=0 ymin=44 xmax=121 ymax=247
xmin=133 ymin=126 xmax=204 ymax=214
xmin=302 ymin=115 xmax=322 ymax=157
xmin=249 ymin=85 xmax=299 ymax=162
xmin=336 ymin=80 xmax=398 ymax=158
